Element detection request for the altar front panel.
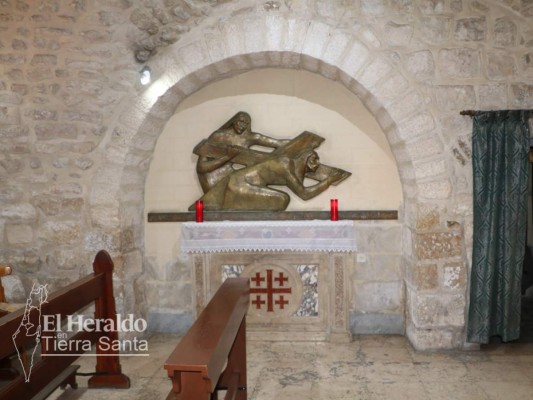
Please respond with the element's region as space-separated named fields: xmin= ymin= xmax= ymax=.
xmin=183 ymin=220 xmax=355 ymax=341
xmin=192 ymin=252 xmax=353 ymax=342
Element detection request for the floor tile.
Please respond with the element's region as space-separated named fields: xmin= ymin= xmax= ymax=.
xmin=32 ymin=333 xmax=533 ymax=400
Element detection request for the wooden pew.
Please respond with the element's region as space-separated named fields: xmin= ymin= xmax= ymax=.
xmin=0 ymin=264 xmax=21 ymax=317
xmin=0 ymin=263 xmax=25 ymax=380
xmin=0 ymin=250 xmax=130 ymax=399
xmin=165 ymin=277 xmax=250 ymax=400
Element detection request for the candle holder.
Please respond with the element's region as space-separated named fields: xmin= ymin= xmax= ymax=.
xmin=330 ymin=199 xmax=338 ymax=221
xmin=195 ymin=200 xmax=204 ymax=223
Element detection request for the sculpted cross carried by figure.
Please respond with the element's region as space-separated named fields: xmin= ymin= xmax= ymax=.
xmin=190 ymin=111 xmax=351 ymax=211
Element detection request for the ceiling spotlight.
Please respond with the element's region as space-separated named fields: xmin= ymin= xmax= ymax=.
xmin=140 ymin=66 xmax=151 ymax=85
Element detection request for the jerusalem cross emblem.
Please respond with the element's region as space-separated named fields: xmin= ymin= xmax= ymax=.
xmin=249 ymin=269 xmax=292 ymax=312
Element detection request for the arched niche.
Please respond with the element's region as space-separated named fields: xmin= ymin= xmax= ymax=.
xmin=143 ymin=68 xmax=405 ymax=337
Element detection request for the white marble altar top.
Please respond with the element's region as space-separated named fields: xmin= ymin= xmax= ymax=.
xmin=180 ymin=220 xmax=357 ymax=253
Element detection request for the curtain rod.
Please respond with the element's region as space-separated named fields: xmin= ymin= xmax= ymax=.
xmin=460 ymin=109 xmax=533 ymax=117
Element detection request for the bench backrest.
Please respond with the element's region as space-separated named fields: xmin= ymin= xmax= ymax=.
xmin=0 ymin=264 xmax=12 ymax=303
xmin=0 ymin=250 xmax=130 ymax=399
xmin=165 ymin=277 xmax=249 ymax=399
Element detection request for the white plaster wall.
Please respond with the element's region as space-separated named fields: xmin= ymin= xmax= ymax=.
xmin=144 ymin=70 xmax=402 ymax=268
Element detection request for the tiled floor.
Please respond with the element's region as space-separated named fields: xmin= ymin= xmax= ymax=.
xmin=44 ymin=334 xmax=533 ymax=400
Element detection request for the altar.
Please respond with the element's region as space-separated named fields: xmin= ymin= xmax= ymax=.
xmin=181 ymin=220 xmax=357 ymax=342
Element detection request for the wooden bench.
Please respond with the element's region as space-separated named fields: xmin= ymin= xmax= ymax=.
xmin=0 ymin=264 xmax=25 ymax=380
xmin=0 ymin=250 xmax=130 ymax=399
xmin=0 ymin=264 xmax=22 ymax=318
xmin=164 ymin=277 xmax=250 ymax=400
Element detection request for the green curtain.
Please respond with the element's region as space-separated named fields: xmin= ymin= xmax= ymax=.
xmin=467 ymin=110 xmax=531 ymax=344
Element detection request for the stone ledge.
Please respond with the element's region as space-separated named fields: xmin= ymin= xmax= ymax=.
xmin=350 ymin=312 xmax=404 ymax=335
xmin=147 ymin=210 xmax=398 ymax=222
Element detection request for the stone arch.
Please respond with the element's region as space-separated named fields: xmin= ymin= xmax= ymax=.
xmin=93 ymin=13 xmax=459 ymax=349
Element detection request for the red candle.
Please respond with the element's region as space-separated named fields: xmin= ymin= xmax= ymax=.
xmin=330 ymin=199 xmax=338 ymax=221
xmin=195 ymin=200 xmax=204 ymax=223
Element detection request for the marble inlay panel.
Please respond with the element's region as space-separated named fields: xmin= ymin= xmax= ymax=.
xmin=222 ymin=264 xmax=245 ymax=280
xmin=295 ymin=264 xmax=318 ymax=317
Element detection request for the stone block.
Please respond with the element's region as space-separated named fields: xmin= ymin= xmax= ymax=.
xmin=124 ymin=250 xmax=143 ymax=277
xmin=419 ymin=0 xmax=445 ymax=13
xmin=283 ymin=18 xmax=309 ymax=52
xmin=315 ymin=0 xmax=337 ymax=18
xmin=90 ymin=206 xmax=120 ymax=229
xmin=478 ymin=84 xmax=508 ymax=109
xmin=408 ymin=263 xmax=438 ymax=290
xmin=413 ymin=158 xmax=447 ymax=180
xmin=6 ymin=224 xmax=33 ymax=244
xmin=302 ymin=20 xmax=330 ymax=59
xmin=1 ymin=204 xmax=36 ymax=221
xmin=84 ymin=231 xmax=119 ymax=253
xmin=265 ymin=15 xmax=284 ymax=50
xmin=39 ymin=221 xmax=81 ymax=244
xmin=350 ymin=312 xmax=404 ymax=334
xmin=436 ymin=85 xmax=475 ymax=111
xmin=399 ymin=112 xmax=437 ymax=142
xmin=0 ymin=106 xmax=21 ymax=125
xmin=360 ymin=0 xmax=387 ymax=15
xmin=323 ymin=30 xmax=351 ymax=65
xmin=419 ymin=16 xmax=451 ymax=44
xmin=511 ymin=84 xmax=533 ymax=108
xmin=406 ymin=136 xmax=444 ymax=160
xmin=493 ymin=17 xmax=517 ymax=47
xmin=145 ymin=280 xmax=192 ymax=310
xmin=443 ymin=262 xmax=466 ymax=290
xmin=178 ymin=41 xmax=209 ymax=71
xmin=409 ymin=291 xmax=465 ymax=328
xmin=438 ymin=48 xmax=481 ymax=78
xmin=204 ymin=32 xmax=226 ymax=64
xmin=147 ymin=310 xmax=193 ymax=333
xmin=386 ymin=91 xmax=425 ymax=122
xmin=34 ymin=196 xmax=84 ymax=216
xmin=415 ymin=203 xmax=442 ymax=230
xmin=419 ymin=180 xmax=452 ymax=200
xmin=354 ymin=222 xmax=402 ymax=253
xmin=353 ymin=281 xmax=402 ymax=312
xmin=0 ymin=126 xmax=28 ymax=139
xmin=454 ymin=17 xmax=486 ymax=41
xmin=0 ymin=54 xmax=26 ymax=64
xmin=339 ymin=40 xmax=370 ymax=78
xmin=89 ymin=183 xmax=119 ymax=206
xmin=222 ymin=21 xmax=244 ymax=56
xmin=243 ymin=18 xmax=266 ymax=54
xmin=31 ymin=54 xmax=57 ymax=65
xmin=487 ymin=50 xmax=516 ymax=79
xmin=406 ymin=324 xmax=459 ymax=351
xmin=356 ymin=58 xmax=392 ymax=89
xmin=405 ymin=50 xmax=435 ymax=79
xmin=35 ymin=123 xmax=78 ymax=140
xmin=384 ymin=22 xmax=413 ymax=47
xmin=414 ymin=230 xmax=462 ymax=260
xmin=354 ymin=254 xmax=401 ymax=281
xmin=373 ymin=73 xmax=409 ymax=104
xmin=0 ymin=92 xmax=22 ymax=105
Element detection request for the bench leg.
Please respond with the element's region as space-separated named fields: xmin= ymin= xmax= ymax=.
xmin=168 ymin=371 xmax=212 ymax=400
xmin=59 ymin=368 xmax=78 ymax=390
xmin=217 ymin=317 xmax=247 ymax=400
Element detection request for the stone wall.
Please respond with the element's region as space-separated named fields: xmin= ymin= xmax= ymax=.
xmin=1 ymin=0 xmax=532 ymax=349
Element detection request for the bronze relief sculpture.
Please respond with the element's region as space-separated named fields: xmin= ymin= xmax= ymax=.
xmin=190 ymin=111 xmax=351 ymax=211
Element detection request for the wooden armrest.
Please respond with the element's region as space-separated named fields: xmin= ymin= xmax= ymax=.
xmin=0 ymin=303 xmax=23 ymax=313
xmin=0 ymin=265 xmax=12 ymax=277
